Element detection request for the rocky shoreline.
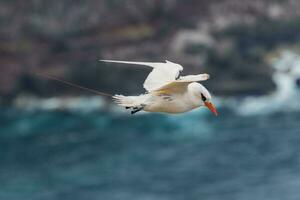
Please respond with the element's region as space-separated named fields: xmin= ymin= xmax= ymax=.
xmin=1 ymin=0 xmax=300 ymax=103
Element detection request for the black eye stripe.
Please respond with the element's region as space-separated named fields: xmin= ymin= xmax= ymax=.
xmin=201 ymin=93 xmax=207 ymax=101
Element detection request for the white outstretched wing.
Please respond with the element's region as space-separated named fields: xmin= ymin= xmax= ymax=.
xmin=100 ymin=60 xmax=183 ymax=91
xmin=154 ymin=73 xmax=210 ymax=94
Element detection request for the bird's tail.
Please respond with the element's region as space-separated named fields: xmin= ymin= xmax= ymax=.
xmin=113 ymin=95 xmax=147 ymax=114
xmin=113 ymin=95 xmax=140 ymax=107
xmin=35 ymin=73 xmax=112 ymax=97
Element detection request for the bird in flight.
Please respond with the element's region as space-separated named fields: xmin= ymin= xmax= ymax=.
xmin=38 ymin=60 xmax=217 ymax=116
xmin=100 ymin=60 xmax=218 ymax=116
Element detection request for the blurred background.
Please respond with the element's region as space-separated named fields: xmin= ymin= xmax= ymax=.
xmin=1 ymin=0 xmax=300 ymax=199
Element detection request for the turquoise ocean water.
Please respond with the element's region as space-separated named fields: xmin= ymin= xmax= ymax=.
xmin=1 ymin=105 xmax=300 ymax=200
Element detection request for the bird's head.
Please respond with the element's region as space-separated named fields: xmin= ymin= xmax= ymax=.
xmin=189 ymin=83 xmax=218 ymax=116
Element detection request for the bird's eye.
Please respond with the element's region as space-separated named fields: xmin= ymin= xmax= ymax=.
xmin=201 ymin=93 xmax=207 ymax=102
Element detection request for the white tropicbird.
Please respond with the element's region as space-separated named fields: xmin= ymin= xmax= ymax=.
xmin=100 ymin=60 xmax=218 ymax=115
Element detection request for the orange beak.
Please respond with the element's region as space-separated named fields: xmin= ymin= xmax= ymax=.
xmin=204 ymin=102 xmax=218 ymax=116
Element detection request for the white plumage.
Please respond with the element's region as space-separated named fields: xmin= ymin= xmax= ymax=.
xmin=100 ymin=60 xmax=218 ymax=115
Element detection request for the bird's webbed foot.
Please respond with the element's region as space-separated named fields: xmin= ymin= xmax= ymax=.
xmin=130 ymin=104 xmax=146 ymax=114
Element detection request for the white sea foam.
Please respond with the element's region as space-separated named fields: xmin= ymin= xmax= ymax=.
xmin=14 ymin=96 xmax=107 ymax=112
xmin=230 ymin=50 xmax=300 ymax=116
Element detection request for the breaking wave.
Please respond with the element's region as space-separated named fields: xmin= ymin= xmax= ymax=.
xmin=223 ymin=50 xmax=300 ymax=116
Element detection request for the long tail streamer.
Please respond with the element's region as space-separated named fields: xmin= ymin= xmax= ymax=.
xmin=35 ymin=73 xmax=112 ymax=97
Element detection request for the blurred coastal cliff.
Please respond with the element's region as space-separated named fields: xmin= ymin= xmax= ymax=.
xmin=1 ymin=0 xmax=300 ymax=103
